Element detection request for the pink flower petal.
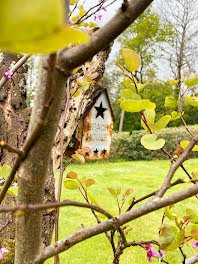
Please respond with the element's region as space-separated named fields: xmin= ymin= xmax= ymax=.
xmin=1 ymin=248 xmax=9 ymax=253
xmin=103 ymin=6 xmax=107 ymax=11
xmin=160 ymin=250 xmax=165 ymax=258
xmin=192 ymin=240 xmax=198 ymax=248
xmin=150 ymin=247 xmax=158 ymax=258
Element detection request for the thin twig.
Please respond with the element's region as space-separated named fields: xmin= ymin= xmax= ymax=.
xmin=0 ymin=55 xmax=30 ymax=90
xmin=0 ymin=199 xmax=113 ymax=218
xmin=0 ymin=140 xmax=24 ymax=156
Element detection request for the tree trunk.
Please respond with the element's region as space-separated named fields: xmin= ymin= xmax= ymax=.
xmin=0 ymin=53 xmax=56 ymax=263
xmin=119 ymin=110 xmax=125 ymax=132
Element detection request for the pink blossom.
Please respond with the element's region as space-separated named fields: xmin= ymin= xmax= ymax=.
xmin=98 ymin=14 xmax=102 ymax=20
xmin=192 ymin=240 xmax=198 ymax=248
xmin=99 ymin=0 xmax=103 ymax=2
xmin=94 ymin=15 xmax=97 ymax=21
xmin=68 ymin=19 xmax=73 ymax=25
xmin=160 ymin=250 xmax=165 ymax=258
xmin=5 ymin=70 xmax=13 ymax=79
xmin=145 ymin=244 xmax=159 ymax=262
xmin=0 ymin=247 xmax=9 ymax=259
xmin=103 ymin=6 xmax=107 ymax=11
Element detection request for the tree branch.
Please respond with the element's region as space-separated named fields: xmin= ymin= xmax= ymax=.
xmin=57 ymin=0 xmax=153 ymax=73
xmin=35 ymin=183 xmax=198 ymax=263
xmin=0 ymin=199 xmax=113 ymax=219
xmin=156 ymin=132 xmax=198 ymax=197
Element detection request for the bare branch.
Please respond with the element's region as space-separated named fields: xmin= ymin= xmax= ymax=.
xmin=157 ymin=132 xmax=198 ymax=197
xmin=36 ymin=182 xmax=198 ymax=263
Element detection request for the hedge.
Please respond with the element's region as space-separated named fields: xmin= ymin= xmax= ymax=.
xmin=110 ymin=125 xmax=198 ymax=161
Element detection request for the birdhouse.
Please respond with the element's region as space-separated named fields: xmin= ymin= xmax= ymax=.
xmin=66 ymin=88 xmax=114 ymax=160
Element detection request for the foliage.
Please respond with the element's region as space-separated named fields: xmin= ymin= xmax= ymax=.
xmin=0 ymin=0 xmax=89 ymax=54
xmin=118 ymin=7 xmax=174 ymax=82
xmin=110 ymin=125 xmax=198 ymax=161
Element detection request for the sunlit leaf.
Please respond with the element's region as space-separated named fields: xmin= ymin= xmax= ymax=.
xmin=0 ymin=0 xmax=89 ymax=54
xmin=141 ymin=109 xmax=155 ymax=132
xmin=67 ymin=171 xmax=78 ymax=179
xmin=165 ymin=206 xmax=177 ymax=221
xmin=155 ymin=115 xmax=171 ymax=131
xmin=169 ymin=80 xmax=178 ymax=86
xmin=141 ymin=134 xmax=165 ymax=150
xmin=165 ymin=97 xmax=177 ymax=108
xmin=171 ymin=111 xmax=182 ymax=120
xmin=64 ymin=180 xmax=79 ymax=190
xmin=0 ymin=27 xmax=89 ymax=54
xmin=191 ymin=225 xmax=198 ymax=240
xmin=84 ymin=179 xmax=95 ymax=187
xmin=120 ymin=99 xmax=156 ymax=113
xmin=180 ymin=141 xmax=198 ymax=151
xmin=125 ymin=189 xmax=134 ymax=197
xmin=72 ymin=153 xmax=85 ymax=164
xmin=186 ymin=208 xmax=198 ymax=224
xmin=88 ymin=193 xmax=100 ymax=206
xmin=121 ymin=89 xmax=141 ymax=100
xmin=0 ymin=165 xmax=12 ymax=179
xmin=121 ymin=48 xmax=141 ymax=72
xmin=159 ymin=224 xmax=184 ymax=251
xmin=184 ymin=75 xmax=198 ymax=87
xmin=185 ymin=96 xmax=198 ymax=107
xmin=108 ymin=187 xmax=121 ymax=197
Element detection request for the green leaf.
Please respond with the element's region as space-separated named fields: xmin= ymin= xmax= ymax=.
xmin=180 ymin=141 xmax=198 ymax=152
xmin=108 ymin=187 xmax=121 ymax=197
xmin=120 ymin=99 xmax=156 ymax=113
xmin=121 ymin=89 xmax=141 ymax=100
xmin=155 ymin=115 xmax=171 ymax=131
xmin=165 ymin=206 xmax=177 ymax=221
xmin=159 ymin=224 xmax=184 ymax=251
xmin=122 ymin=77 xmax=145 ymax=93
xmin=0 ymin=165 xmax=12 ymax=179
xmin=185 ymin=96 xmax=198 ymax=107
xmin=165 ymin=97 xmax=177 ymax=108
xmin=186 ymin=208 xmax=198 ymax=223
xmin=141 ymin=109 xmax=155 ymax=132
xmin=169 ymin=80 xmax=178 ymax=86
xmin=184 ymin=75 xmax=198 ymax=86
xmin=64 ymin=180 xmax=79 ymax=190
xmin=0 ymin=27 xmax=89 ymax=54
xmin=171 ymin=111 xmax=181 ymax=120
xmin=0 ymin=0 xmax=88 ymax=54
xmin=88 ymin=193 xmax=100 ymax=207
xmin=84 ymin=179 xmax=95 ymax=187
xmin=141 ymin=134 xmax=165 ymax=150
xmin=121 ymin=48 xmax=141 ymax=72
xmin=67 ymin=171 xmax=78 ymax=179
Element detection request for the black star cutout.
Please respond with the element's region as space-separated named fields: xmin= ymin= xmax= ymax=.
xmin=94 ymin=148 xmax=99 ymax=154
xmin=94 ymin=102 xmax=107 ymax=119
xmin=101 ymin=149 xmax=107 ymax=155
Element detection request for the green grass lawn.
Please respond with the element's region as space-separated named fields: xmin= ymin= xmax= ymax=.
xmin=46 ymin=159 xmax=198 ymax=264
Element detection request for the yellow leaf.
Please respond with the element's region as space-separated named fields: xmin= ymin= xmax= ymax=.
xmin=0 ymin=27 xmax=89 ymax=54
xmin=72 ymin=153 xmax=85 ymax=164
xmin=121 ymin=48 xmax=141 ymax=72
xmin=180 ymin=141 xmax=198 ymax=152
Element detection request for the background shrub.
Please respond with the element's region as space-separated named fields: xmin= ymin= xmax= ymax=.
xmin=110 ymin=125 xmax=198 ymax=160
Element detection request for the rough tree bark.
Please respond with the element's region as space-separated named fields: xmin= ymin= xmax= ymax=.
xmin=0 ymin=53 xmax=56 ymax=263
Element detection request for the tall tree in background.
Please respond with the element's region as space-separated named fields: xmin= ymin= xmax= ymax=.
xmin=158 ymin=0 xmax=198 ymax=83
